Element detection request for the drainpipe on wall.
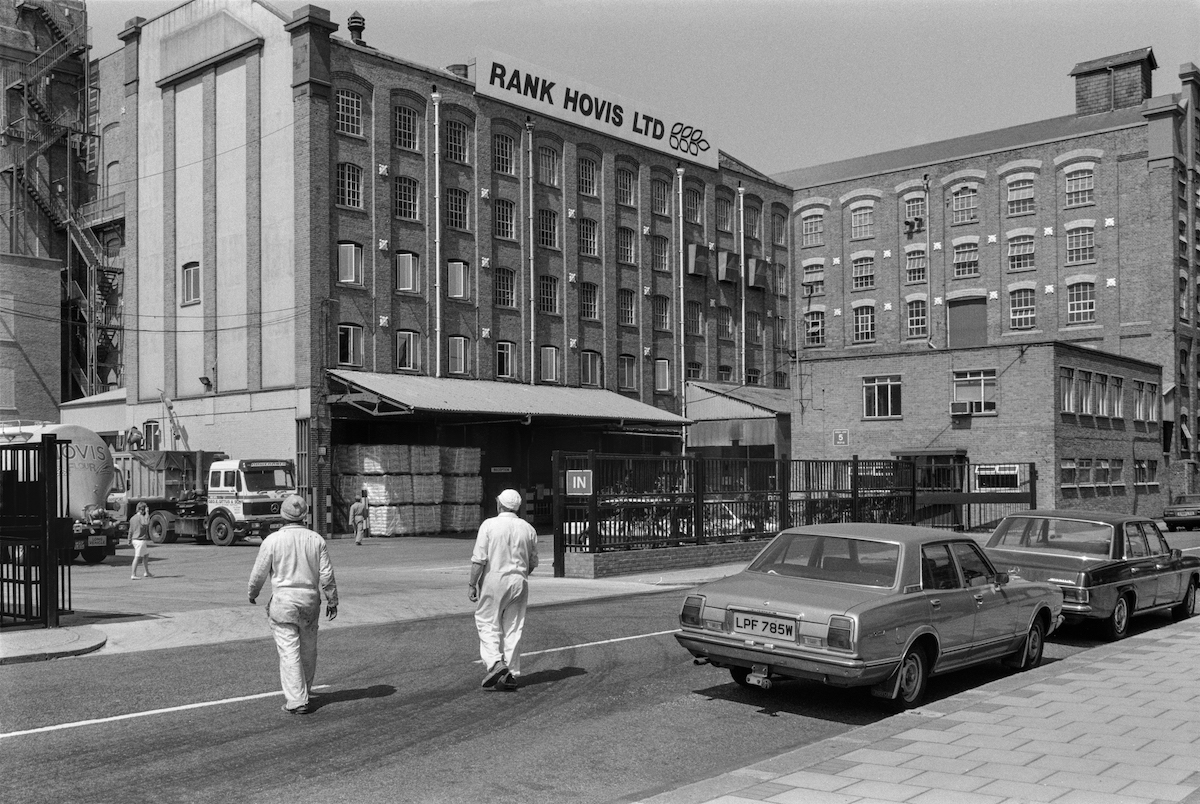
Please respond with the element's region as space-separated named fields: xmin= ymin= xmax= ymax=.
xmin=370 ymin=84 xmax=378 ymax=371
xmin=527 ymin=116 xmax=536 ymax=385
xmin=738 ymin=184 xmax=746 ymax=383
xmin=432 ymin=86 xmax=442 ymax=377
xmin=677 ymin=165 xmax=687 ymax=452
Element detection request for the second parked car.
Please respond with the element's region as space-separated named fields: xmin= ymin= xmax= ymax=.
xmin=1162 ymin=494 xmax=1200 ymax=531
xmin=984 ymin=510 xmax=1199 ymax=640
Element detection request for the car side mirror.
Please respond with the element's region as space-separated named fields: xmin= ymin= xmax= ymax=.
xmin=993 ymin=572 xmax=1010 ymax=586
xmin=1171 ymin=548 xmax=1182 ymax=561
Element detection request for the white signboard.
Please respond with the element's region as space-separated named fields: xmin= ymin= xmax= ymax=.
xmin=475 ymin=48 xmax=718 ymax=169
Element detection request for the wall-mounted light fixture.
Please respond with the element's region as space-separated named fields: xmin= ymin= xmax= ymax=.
xmin=199 ymin=376 xmax=213 ymax=391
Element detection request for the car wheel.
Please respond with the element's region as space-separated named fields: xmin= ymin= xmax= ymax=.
xmin=1172 ymin=578 xmax=1197 ymax=622
xmin=1016 ymin=618 xmax=1045 ymax=671
xmin=1104 ymin=594 xmax=1132 ymax=640
xmin=729 ymin=666 xmax=751 ymax=687
xmin=891 ymin=645 xmax=929 ymax=710
xmin=80 ymin=547 xmax=107 ymax=564
xmin=208 ymin=514 xmax=236 ymax=547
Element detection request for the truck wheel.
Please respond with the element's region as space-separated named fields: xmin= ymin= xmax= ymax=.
xmin=208 ymin=514 xmax=236 ymax=546
xmin=80 ymin=547 xmax=107 ymax=564
xmin=149 ymin=512 xmax=173 ymax=544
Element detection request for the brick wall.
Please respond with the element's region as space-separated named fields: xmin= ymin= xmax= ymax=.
xmin=0 ymin=255 xmax=61 ymax=422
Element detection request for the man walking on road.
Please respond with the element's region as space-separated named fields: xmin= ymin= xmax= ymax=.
xmin=349 ymin=489 xmax=369 ymax=546
xmin=469 ymin=489 xmax=538 ymax=691
xmin=248 ymin=495 xmax=338 ymax=715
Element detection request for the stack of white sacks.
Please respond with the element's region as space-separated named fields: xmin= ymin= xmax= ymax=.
xmin=335 ymin=444 xmax=482 ymax=535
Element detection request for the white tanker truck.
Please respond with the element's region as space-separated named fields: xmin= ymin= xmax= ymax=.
xmin=0 ymin=422 xmax=119 ymax=563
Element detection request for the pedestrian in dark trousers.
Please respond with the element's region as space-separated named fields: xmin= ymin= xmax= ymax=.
xmin=248 ymin=495 xmax=338 ymax=715
xmin=349 ymin=489 xmax=369 ymax=545
xmin=469 ymin=489 xmax=538 ymax=690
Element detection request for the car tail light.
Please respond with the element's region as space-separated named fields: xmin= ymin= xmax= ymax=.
xmin=1061 ymin=586 xmax=1090 ymax=604
xmin=827 ymin=616 xmax=854 ymax=651
xmin=680 ymin=595 xmax=705 ymax=626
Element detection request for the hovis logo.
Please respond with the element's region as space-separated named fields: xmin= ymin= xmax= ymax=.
xmin=670 ymin=123 xmax=710 ymax=158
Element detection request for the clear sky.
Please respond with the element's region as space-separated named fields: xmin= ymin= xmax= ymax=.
xmin=85 ymin=0 xmax=1200 ymax=177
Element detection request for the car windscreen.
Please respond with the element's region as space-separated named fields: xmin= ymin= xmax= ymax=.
xmin=242 ymin=468 xmax=294 ymax=492
xmin=1172 ymin=494 xmax=1200 ymax=505
xmin=748 ymin=532 xmax=899 ymax=587
xmin=989 ymin=516 xmax=1113 ymax=557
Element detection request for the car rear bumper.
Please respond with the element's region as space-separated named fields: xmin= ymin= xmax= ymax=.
xmin=675 ymin=631 xmax=897 ymax=687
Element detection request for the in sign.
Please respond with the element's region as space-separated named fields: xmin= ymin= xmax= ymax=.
xmin=566 ymin=470 xmax=593 ymax=496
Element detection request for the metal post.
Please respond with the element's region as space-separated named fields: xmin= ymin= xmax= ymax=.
xmin=41 ymin=436 xmax=59 ymax=628
xmin=776 ymin=457 xmax=788 ymax=532
xmin=587 ymin=450 xmax=599 ymax=554
xmin=1029 ymin=462 xmax=1038 ymax=510
xmin=850 ymin=454 xmax=860 ymax=523
xmin=552 ymin=450 xmax=565 ymax=578
xmin=693 ymin=457 xmax=706 ymax=545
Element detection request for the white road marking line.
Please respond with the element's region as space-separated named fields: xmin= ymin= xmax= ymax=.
xmin=472 ymin=629 xmax=681 ymax=664
xmin=0 ymin=685 xmax=331 ymax=740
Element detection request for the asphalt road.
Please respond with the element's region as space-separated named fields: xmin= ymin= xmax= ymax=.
xmin=0 ymin=583 xmax=1149 ymax=804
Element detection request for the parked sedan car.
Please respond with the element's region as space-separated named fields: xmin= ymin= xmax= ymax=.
xmin=675 ymin=523 xmax=1063 ymax=710
xmin=984 ymin=510 xmax=1199 ymax=640
xmin=1162 ymin=494 xmax=1200 ymax=531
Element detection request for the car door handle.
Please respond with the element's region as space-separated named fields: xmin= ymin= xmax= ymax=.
xmin=974 ymin=594 xmax=985 ymax=605
xmin=929 ymin=599 xmax=941 ymax=609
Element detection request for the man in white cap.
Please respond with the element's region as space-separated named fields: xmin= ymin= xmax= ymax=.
xmin=248 ymin=494 xmax=338 ymax=714
xmin=469 ymin=488 xmax=538 ymax=690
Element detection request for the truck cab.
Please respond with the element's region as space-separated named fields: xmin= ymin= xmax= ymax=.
xmin=205 ymin=459 xmax=297 ymax=544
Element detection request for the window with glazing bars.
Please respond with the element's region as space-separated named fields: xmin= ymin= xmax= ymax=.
xmin=494 ymin=199 xmax=515 ymax=239
xmin=1066 ymin=228 xmax=1094 ymax=263
xmin=652 ymin=295 xmax=670 ymax=330
xmin=337 ymin=163 xmax=363 ymax=208
xmin=616 ymin=169 xmax=635 ymax=205
xmin=851 ymin=207 xmax=873 ymax=238
xmin=773 ymin=213 xmax=787 ymax=245
xmin=685 ymin=300 xmax=702 ymax=335
xmin=338 ymin=324 xmax=363 ymax=366
xmin=538 ymin=275 xmax=559 ymax=314
xmin=853 ymin=306 xmax=875 ymax=343
xmin=745 ymin=207 xmax=760 ymax=240
xmin=1065 ymin=169 xmax=1094 ymax=206
xmin=773 ymin=371 xmax=788 ymax=389
xmin=495 ymin=341 xmax=514 ymax=378
xmin=652 ymin=236 xmax=668 ymax=271
xmin=953 ymin=368 xmax=997 ymax=413
xmin=578 ymin=158 xmax=597 ymax=196
xmin=538 ymin=146 xmax=559 ymax=186
xmin=335 ymin=89 xmax=362 ymax=136
xmin=953 ymin=243 xmax=979 ymax=277
xmin=775 ymin=315 xmax=788 ymax=345
xmin=444 ymin=120 xmax=468 ymax=162
xmin=863 ymin=375 xmax=901 ymax=418
xmin=581 ymin=351 xmax=602 ymax=386
xmin=396 ymin=330 xmax=417 ymax=370
xmin=802 ymin=213 xmax=823 ymax=246
xmin=1008 ymin=235 xmax=1034 ymax=270
xmin=905 ymin=196 xmax=926 ymax=220
xmin=745 ymin=368 xmax=760 ymax=386
xmin=687 ymin=362 xmax=703 ymax=380
xmin=618 ymin=354 xmax=636 ymax=389
xmin=654 ymin=359 xmax=671 ymax=391
xmin=493 ymin=267 xmax=515 ymax=307
xmin=852 ymin=257 xmax=874 ymax=289
xmin=803 ymin=264 xmax=824 ymax=296
xmin=951 ymin=186 xmax=978 ymax=223
xmin=493 ymin=134 xmax=514 ymax=174
xmin=652 ymin=179 xmax=668 ymax=215
xmin=617 ymin=289 xmax=635 ymax=325
xmin=578 ymin=218 xmax=598 ymax=256
xmin=718 ymin=306 xmax=734 ymax=338
xmin=1010 ymin=288 xmax=1035 ymax=329
xmin=717 ymin=198 xmax=733 ymax=232
xmin=748 ymin=312 xmax=762 ymax=344
xmin=394 ymin=252 xmax=418 ymax=292
xmin=685 ymin=188 xmax=701 ymax=223
xmin=445 ymin=188 xmax=468 ymax=229
xmin=804 ymin=311 xmax=824 ymax=347
xmin=394 ymin=105 xmax=417 ymax=150
xmin=906 ymin=250 xmax=927 ymax=283
xmin=617 ymin=227 xmax=635 ymax=264
xmin=448 ymin=336 xmax=468 ymax=374
xmin=906 ymin=300 xmax=927 ymax=339
xmin=1007 ymin=178 xmax=1035 ymax=214
xmin=580 ymin=282 xmax=598 ymax=320
xmin=540 ymin=346 xmax=558 ymax=382
xmin=395 ymin=176 xmax=419 ymax=220
xmin=775 ymin=264 xmax=788 ymax=297
xmin=538 ymin=209 xmax=558 ymax=248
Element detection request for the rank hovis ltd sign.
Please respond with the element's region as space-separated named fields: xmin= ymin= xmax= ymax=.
xmin=475 ymin=49 xmax=719 ymax=169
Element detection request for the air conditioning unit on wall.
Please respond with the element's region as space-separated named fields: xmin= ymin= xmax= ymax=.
xmin=950 ymin=401 xmax=972 ymax=416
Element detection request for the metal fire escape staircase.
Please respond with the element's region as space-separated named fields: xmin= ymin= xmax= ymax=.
xmin=3 ymin=1 xmax=121 ymax=396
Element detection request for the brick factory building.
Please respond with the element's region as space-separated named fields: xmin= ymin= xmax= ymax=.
xmin=775 ymin=47 xmax=1197 ymax=513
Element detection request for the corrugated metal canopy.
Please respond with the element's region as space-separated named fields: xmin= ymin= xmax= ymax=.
xmin=327 ymin=370 xmax=689 ymax=425
xmin=686 ymin=381 xmax=791 ymax=420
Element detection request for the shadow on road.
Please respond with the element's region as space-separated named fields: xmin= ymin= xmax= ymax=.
xmin=312 ymin=684 xmax=396 ymax=710
xmin=509 ymin=666 xmax=587 ymax=688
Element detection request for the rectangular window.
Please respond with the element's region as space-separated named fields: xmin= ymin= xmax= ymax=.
xmin=654 ymin=359 xmax=671 ymax=392
xmin=396 ymin=330 xmax=417 ymax=370
xmin=905 ymin=250 xmax=926 ymax=283
xmin=1066 ymin=228 xmax=1095 ymax=264
xmin=951 ymin=186 xmax=978 ymax=224
xmin=745 ymin=207 xmax=761 ymax=240
xmin=448 ymin=336 xmax=468 ymax=374
xmin=1060 ymin=459 xmax=1077 ymax=487
xmin=447 ymin=260 xmax=468 ymax=299
xmin=718 ymin=306 xmax=734 ymax=339
xmin=581 ymin=351 xmax=602 ymax=386
xmin=852 ymin=305 xmax=875 ymax=343
xmin=538 ymin=275 xmax=559 ymax=314
xmin=181 ymin=262 xmax=200 ymax=305
xmin=335 ymin=89 xmax=362 ymax=136
xmin=804 ymin=311 xmax=825 ymax=347
xmin=394 ymin=106 xmax=418 ymax=150
xmin=493 ymin=268 xmax=515 ymax=308
xmin=1010 ymin=288 xmax=1035 ymax=329
xmin=1110 ymin=376 xmax=1124 ymax=418
xmin=337 ymin=163 xmax=363 ymax=208
xmin=1095 ymin=373 xmax=1109 ymax=416
xmin=618 ymin=354 xmax=636 ymax=389
xmin=1067 ymin=282 xmax=1096 ymax=324
xmin=1134 ymin=381 xmax=1159 ymax=422
xmin=578 ymin=158 xmax=597 ymax=196
xmin=685 ymin=188 xmax=701 ymax=224
xmin=1076 ymin=458 xmax=1093 ymax=486
xmin=802 ymin=264 xmax=824 ymax=296
xmin=617 ymin=228 xmax=635 ymax=264
xmin=493 ymin=133 xmax=513 ymax=174
xmin=953 ymin=243 xmax=979 ymax=277
xmin=953 ymin=368 xmax=997 ymax=414
xmin=850 ymin=207 xmax=873 ymax=239
xmin=395 ymin=176 xmax=419 ymax=220
xmin=863 ymin=375 xmax=902 ymax=418
xmin=538 ymin=146 xmax=559 ymax=186
xmin=1078 ymin=370 xmax=1094 ymax=414
xmin=617 ymin=289 xmax=635 ymax=325
xmin=496 ymin=341 xmax=514 ymax=379
xmin=444 ymin=120 xmax=468 ymax=163
xmin=540 ymin=345 xmax=558 ymax=382
xmin=617 ymin=169 xmax=635 ymax=206
xmin=652 ymin=295 xmax=670 ymax=331
xmin=651 ymin=236 xmax=668 ymax=271
xmin=1007 ymin=178 xmax=1035 ymax=215
xmin=494 ymin=199 xmax=515 ymax=239
xmin=580 ymin=283 xmax=598 ymax=320
xmin=717 ymin=199 xmax=733 ymax=232
xmin=538 ymin=209 xmax=558 ymax=248
xmin=1065 ymin=169 xmax=1094 ymax=206
xmin=775 ymin=264 xmax=788 ymax=297
xmin=394 ymin=252 xmax=418 ymax=292
xmin=906 ymin=300 xmax=927 ymax=339
xmin=747 ymin=312 xmax=762 ymax=344
xmin=1061 ymin=367 xmax=1075 ymax=413
xmin=687 ymin=362 xmax=703 ymax=380
xmin=905 ymin=196 xmax=927 ymax=220
xmin=652 ymin=179 xmax=669 ymax=215
xmin=1135 ymin=459 xmax=1158 ymax=486
xmin=802 ymin=213 xmax=823 ymax=246
xmin=775 ymin=315 xmax=788 ymax=346
xmin=1110 ymin=458 xmax=1124 ymax=484
xmin=852 ymin=257 xmax=874 ymax=290
xmin=578 ymin=218 xmax=598 ymax=256
xmin=338 ymin=242 xmax=363 ymax=284
xmin=772 ymin=213 xmax=787 ymax=246
xmin=1008 ymin=235 xmax=1035 ymax=270
xmin=685 ymin=300 xmax=702 ymax=335
xmin=446 ymin=188 xmax=469 ymax=230
xmin=338 ymin=324 xmax=363 ymax=366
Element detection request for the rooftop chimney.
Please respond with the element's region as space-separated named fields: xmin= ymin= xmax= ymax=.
xmin=1069 ymin=47 xmax=1156 ymax=116
xmin=347 ymin=10 xmax=365 ymax=45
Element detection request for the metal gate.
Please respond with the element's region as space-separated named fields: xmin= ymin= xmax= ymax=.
xmin=0 ymin=437 xmax=72 ymax=628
